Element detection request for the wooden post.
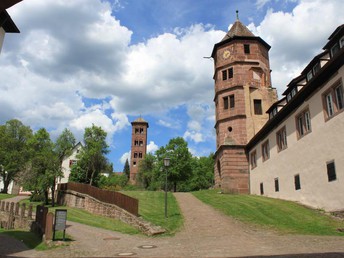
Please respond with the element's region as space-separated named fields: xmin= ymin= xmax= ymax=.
xmin=45 ymin=212 xmax=54 ymax=241
xmin=15 ymin=203 xmax=20 ymax=216
xmin=20 ymin=203 xmax=26 ymax=218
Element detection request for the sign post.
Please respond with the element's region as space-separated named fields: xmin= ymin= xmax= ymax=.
xmin=53 ymin=209 xmax=67 ymax=241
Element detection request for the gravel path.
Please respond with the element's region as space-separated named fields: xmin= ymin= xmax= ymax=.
xmin=1 ymin=192 xmax=344 ymax=257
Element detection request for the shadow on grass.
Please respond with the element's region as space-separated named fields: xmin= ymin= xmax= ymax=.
xmin=0 ymin=230 xmax=40 ymax=256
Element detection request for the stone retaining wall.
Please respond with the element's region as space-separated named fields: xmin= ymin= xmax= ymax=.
xmin=58 ymin=190 xmax=165 ymax=235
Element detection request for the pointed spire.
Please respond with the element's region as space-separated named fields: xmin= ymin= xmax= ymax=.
xmin=221 ymin=11 xmax=255 ymax=42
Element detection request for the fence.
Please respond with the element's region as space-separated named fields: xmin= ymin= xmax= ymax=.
xmin=0 ymin=200 xmax=34 ymax=230
xmin=57 ymin=182 xmax=138 ymax=216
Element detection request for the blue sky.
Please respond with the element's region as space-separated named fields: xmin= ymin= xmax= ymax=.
xmin=1 ymin=0 xmax=344 ymax=171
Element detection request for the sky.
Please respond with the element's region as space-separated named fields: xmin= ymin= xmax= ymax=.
xmin=1 ymin=0 xmax=344 ymax=172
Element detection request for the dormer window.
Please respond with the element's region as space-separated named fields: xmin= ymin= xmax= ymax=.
xmin=313 ymin=62 xmax=321 ymax=75
xmin=331 ymin=42 xmax=340 ymax=57
xmin=291 ymin=87 xmax=297 ymax=97
xmin=340 ymin=36 xmax=344 ymax=48
xmin=307 ymin=70 xmax=313 ymax=82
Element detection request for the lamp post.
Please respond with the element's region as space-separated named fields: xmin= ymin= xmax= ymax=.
xmin=163 ymin=157 xmax=170 ymax=218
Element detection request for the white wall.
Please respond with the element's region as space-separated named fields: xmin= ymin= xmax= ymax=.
xmin=250 ymin=66 xmax=344 ymax=211
xmin=58 ymin=144 xmax=83 ymax=184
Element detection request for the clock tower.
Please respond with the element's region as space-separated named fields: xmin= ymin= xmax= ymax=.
xmin=212 ymin=12 xmax=277 ymax=193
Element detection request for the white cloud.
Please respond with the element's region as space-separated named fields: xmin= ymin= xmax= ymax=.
xmin=248 ymin=0 xmax=344 ymax=93
xmin=184 ymin=130 xmax=204 ymax=143
xmin=120 ymin=151 xmax=130 ymax=164
xmin=147 ymin=141 xmax=159 ymax=154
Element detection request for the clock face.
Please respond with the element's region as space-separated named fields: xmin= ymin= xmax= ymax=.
xmin=222 ymin=50 xmax=231 ymax=59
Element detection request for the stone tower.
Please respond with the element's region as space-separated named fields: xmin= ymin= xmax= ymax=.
xmin=212 ymin=13 xmax=278 ymax=193
xmin=130 ymin=117 xmax=149 ymax=183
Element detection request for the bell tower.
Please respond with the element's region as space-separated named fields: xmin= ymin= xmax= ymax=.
xmin=212 ymin=12 xmax=277 ymax=193
xmin=130 ymin=117 xmax=149 ymax=184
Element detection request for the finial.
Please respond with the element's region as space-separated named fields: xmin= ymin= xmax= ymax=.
xmin=236 ymin=10 xmax=239 ymax=20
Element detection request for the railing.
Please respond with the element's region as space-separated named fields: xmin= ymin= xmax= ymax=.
xmin=57 ymin=182 xmax=139 ymax=216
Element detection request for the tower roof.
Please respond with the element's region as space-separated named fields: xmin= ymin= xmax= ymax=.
xmin=131 ymin=117 xmax=149 ymax=127
xmin=211 ymin=11 xmax=270 ymax=58
xmin=221 ymin=19 xmax=255 ymax=42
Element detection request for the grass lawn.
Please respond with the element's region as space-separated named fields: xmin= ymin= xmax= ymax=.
xmin=124 ymin=191 xmax=183 ymax=235
xmin=0 ymin=193 xmax=15 ymax=200
xmin=193 ymin=189 xmax=344 ymax=236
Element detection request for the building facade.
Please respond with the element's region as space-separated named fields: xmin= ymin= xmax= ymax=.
xmin=212 ymin=15 xmax=277 ymax=193
xmin=130 ymin=117 xmax=149 ymax=183
xmin=59 ymin=142 xmax=83 ymax=184
xmin=248 ymin=25 xmax=344 ymax=211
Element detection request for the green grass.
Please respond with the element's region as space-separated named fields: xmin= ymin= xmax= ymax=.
xmin=124 ymin=191 xmax=183 ymax=235
xmin=0 ymin=193 xmax=15 ymax=200
xmin=193 ymin=189 xmax=344 ymax=236
xmin=0 ymin=228 xmax=72 ymax=251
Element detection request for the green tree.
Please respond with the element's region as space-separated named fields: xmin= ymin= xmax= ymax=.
xmin=156 ymin=137 xmax=192 ymax=192
xmin=0 ymin=119 xmax=32 ymax=193
xmin=123 ymin=158 xmax=130 ymax=180
xmin=53 ymin=128 xmax=76 ymax=206
xmin=24 ymin=128 xmax=60 ymax=204
xmin=69 ymin=124 xmax=109 ymax=186
xmin=137 ymin=153 xmax=160 ymax=190
xmin=179 ymin=153 xmax=214 ymax=191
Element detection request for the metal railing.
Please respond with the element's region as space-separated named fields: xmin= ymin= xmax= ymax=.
xmin=58 ymin=182 xmax=138 ymax=216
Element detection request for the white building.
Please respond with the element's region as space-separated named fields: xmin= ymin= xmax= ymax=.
xmin=58 ymin=142 xmax=83 ymax=184
xmin=248 ymin=24 xmax=344 ymax=211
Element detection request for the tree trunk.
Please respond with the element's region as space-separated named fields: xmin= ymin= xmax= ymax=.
xmin=1 ymin=180 xmax=10 ymax=194
xmin=173 ymin=182 xmax=177 ymax=192
xmin=44 ymin=190 xmax=49 ymax=205
xmin=51 ymin=185 xmax=55 ymax=207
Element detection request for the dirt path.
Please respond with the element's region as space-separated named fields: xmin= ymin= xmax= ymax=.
xmin=1 ymin=192 xmax=344 ymax=257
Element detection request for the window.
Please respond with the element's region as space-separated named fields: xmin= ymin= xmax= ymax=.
xmin=313 ymin=62 xmax=321 ymax=74
xmin=274 ymin=178 xmax=279 ymax=192
xmin=229 ymin=95 xmax=235 ymax=108
xmin=323 ymin=83 xmax=344 ymax=120
xmin=134 ymin=140 xmax=139 ymax=146
xmin=261 ymin=140 xmax=269 ymax=161
xmin=223 ymin=95 xmax=234 ymax=109
xmin=135 ymin=128 xmax=139 ymax=134
xmin=294 ymin=174 xmax=301 ymax=190
xmin=139 ymin=152 xmax=143 ymax=158
xmin=340 ymin=36 xmax=344 ymax=48
xmin=139 ymin=140 xmax=144 ymax=146
xmin=260 ymin=183 xmax=264 ymax=195
xmin=326 ymin=92 xmax=334 ymax=117
xmin=223 ymin=97 xmax=228 ymax=109
xmin=331 ymin=42 xmax=340 ymax=57
xmin=244 ymin=44 xmax=250 ymax=54
xmin=222 ymin=68 xmax=233 ymax=81
xmin=222 ymin=70 xmax=227 ymax=81
xmin=250 ymin=150 xmax=257 ymax=169
xmin=307 ymin=70 xmax=313 ymax=81
xmin=133 ymin=161 xmax=136 ymax=167
xmin=140 ymin=128 xmax=144 ymax=134
xmin=228 ymin=67 xmax=233 ymax=79
xmin=276 ymin=126 xmax=287 ymax=152
xmin=296 ymin=109 xmax=311 ymax=138
xmin=327 ymin=161 xmax=337 ymax=182
xmin=134 ymin=152 xmax=138 ymax=158
xmin=254 ymin=99 xmax=263 ymax=115
xmin=335 ymin=85 xmax=344 ymax=110
xmin=69 ymin=160 xmax=77 ymax=167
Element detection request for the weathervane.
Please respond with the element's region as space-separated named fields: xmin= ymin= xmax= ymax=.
xmin=236 ymin=10 xmax=239 ymax=20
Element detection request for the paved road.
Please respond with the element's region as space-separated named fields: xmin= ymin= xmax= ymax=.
xmin=1 ymin=193 xmax=344 ymax=257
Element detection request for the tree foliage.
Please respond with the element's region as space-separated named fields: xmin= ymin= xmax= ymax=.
xmin=123 ymin=158 xmax=130 ymax=180
xmin=0 ymin=119 xmax=32 ymax=193
xmin=23 ymin=128 xmax=60 ymax=204
xmin=69 ymin=124 xmax=109 ymax=186
xmin=137 ymin=137 xmax=214 ymax=192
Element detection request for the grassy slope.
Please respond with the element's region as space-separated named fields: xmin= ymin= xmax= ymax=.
xmin=123 ymin=191 xmax=183 ymax=235
xmin=0 ymin=193 xmax=15 ymax=200
xmin=193 ymin=190 xmax=344 ymax=236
